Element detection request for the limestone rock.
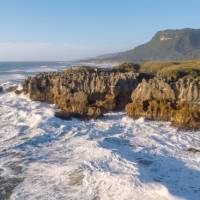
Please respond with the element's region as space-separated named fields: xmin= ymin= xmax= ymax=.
xmin=23 ymin=66 xmax=143 ymax=119
xmin=131 ymin=78 xmax=176 ymax=102
xmin=174 ymin=76 xmax=200 ymax=103
xmin=127 ymin=76 xmax=200 ymax=129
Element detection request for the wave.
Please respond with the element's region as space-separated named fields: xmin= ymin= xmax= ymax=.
xmin=0 ymin=91 xmax=200 ymax=199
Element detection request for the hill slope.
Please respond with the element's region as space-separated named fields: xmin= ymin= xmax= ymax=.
xmin=84 ymin=28 xmax=200 ymax=63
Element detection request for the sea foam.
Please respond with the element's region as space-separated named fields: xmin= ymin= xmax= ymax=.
xmin=0 ymin=90 xmax=200 ymax=200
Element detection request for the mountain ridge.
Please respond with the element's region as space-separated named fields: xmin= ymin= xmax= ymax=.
xmin=81 ymin=28 xmax=200 ymax=64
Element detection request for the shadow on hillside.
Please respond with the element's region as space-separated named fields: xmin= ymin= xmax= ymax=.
xmin=99 ymin=137 xmax=200 ymax=200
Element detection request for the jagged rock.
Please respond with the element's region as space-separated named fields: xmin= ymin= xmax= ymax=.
xmin=174 ymin=76 xmax=200 ymax=103
xmin=126 ymin=100 xmax=176 ymax=122
xmin=187 ymin=147 xmax=200 ymax=153
xmin=5 ymin=86 xmax=23 ymax=94
xmin=131 ymin=76 xmax=200 ymax=103
xmin=126 ymin=77 xmax=200 ymax=129
xmin=23 ymin=66 xmax=144 ymax=119
xmin=131 ymin=78 xmax=176 ymax=102
xmin=171 ymin=102 xmax=200 ymax=130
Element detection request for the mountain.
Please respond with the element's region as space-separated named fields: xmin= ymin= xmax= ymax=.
xmin=82 ymin=28 xmax=200 ymax=63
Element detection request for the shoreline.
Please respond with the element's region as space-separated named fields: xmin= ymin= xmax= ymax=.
xmin=22 ymin=62 xmax=200 ymax=130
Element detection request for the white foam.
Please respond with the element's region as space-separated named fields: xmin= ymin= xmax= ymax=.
xmin=0 ymin=92 xmax=200 ymax=200
xmin=0 ymin=74 xmax=25 ymax=81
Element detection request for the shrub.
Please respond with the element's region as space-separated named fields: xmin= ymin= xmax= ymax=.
xmin=140 ymin=60 xmax=200 ymax=78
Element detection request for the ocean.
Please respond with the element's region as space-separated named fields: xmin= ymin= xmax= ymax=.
xmin=0 ymin=61 xmax=70 ymax=86
xmin=0 ymin=62 xmax=200 ymax=200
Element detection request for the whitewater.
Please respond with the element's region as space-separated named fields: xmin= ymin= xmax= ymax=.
xmin=0 ymin=64 xmax=200 ymax=200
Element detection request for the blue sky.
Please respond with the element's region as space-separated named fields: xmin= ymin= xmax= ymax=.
xmin=0 ymin=0 xmax=199 ymax=61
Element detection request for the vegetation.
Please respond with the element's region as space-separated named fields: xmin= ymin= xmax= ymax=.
xmin=114 ymin=62 xmax=140 ymax=72
xmin=64 ymin=61 xmax=200 ymax=79
xmin=140 ymin=60 xmax=200 ymax=78
xmin=64 ymin=63 xmax=141 ymax=74
xmin=84 ymin=29 xmax=200 ymax=63
xmin=65 ymin=66 xmax=98 ymax=74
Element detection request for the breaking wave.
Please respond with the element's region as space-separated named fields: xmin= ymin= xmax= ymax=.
xmin=0 ymin=63 xmax=200 ymax=199
xmin=0 ymin=91 xmax=200 ymax=200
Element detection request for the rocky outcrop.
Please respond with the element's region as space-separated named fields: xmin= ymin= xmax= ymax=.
xmin=126 ymin=76 xmax=200 ymax=129
xmin=4 ymin=86 xmax=23 ymax=94
xmin=174 ymin=76 xmax=200 ymax=103
xmin=23 ymin=66 xmax=146 ymax=119
xmin=23 ymin=63 xmax=200 ymax=129
xmin=131 ymin=78 xmax=176 ymax=102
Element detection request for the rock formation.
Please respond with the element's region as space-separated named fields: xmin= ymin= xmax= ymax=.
xmin=0 ymin=86 xmax=3 ymax=93
xmin=23 ymin=63 xmax=200 ymax=129
xmin=23 ymin=65 xmax=146 ymax=119
xmin=126 ymin=76 xmax=200 ymax=129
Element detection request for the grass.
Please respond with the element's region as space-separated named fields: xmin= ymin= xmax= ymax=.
xmin=64 ymin=66 xmax=98 ymax=74
xmin=114 ymin=62 xmax=140 ymax=72
xmin=64 ymin=61 xmax=200 ymax=78
xmin=140 ymin=60 xmax=200 ymax=77
xmin=64 ymin=63 xmax=140 ymax=74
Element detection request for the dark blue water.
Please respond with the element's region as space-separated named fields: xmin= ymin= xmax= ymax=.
xmin=0 ymin=61 xmax=71 ymax=84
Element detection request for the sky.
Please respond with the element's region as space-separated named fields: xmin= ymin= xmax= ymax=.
xmin=0 ymin=0 xmax=199 ymax=61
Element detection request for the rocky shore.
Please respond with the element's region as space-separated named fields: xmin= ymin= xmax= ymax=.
xmin=23 ymin=63 xmax=200 ymax=130
xmin=126 ymin=77 xmax=200 ymax=130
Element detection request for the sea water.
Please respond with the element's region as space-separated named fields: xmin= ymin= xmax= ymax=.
xmin=0 ymin=62 xmax=200 ymax=200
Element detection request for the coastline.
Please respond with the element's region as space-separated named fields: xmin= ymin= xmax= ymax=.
xmin=23 ymin=62 xmax=200 ymax=130
xmin=0 ymin=61 xmax=200 ymax=199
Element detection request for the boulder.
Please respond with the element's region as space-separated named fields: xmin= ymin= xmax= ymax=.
xmin=6 ymin=86 xmax=23 ymax=94
xmin=6 ymin=86 xmax=18 ymax=93
xmin=0 ymin=86 xmax=3 ymax=93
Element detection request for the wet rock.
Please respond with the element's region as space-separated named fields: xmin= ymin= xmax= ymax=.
xmin=0 ymin=86 xmax=3 ymax=93
xmin=5 ymin=86 xmax=23 ymax=95
xmin=137 ymin=158 xmax=153 ymax=166
xmin=14 ymin=89 xmax=23 ymax=95
xmin=126 ymin=100 xmax=176 ymax=122
xmin=6 ymin=86 xmax=18 ymax=93
xmin=54 ymin=110 xmax=71 ymax=120
xmin=0 ymin=176 xmax=24 ymax=199
xmin=187 ymin=147 xmax=200 ymax=153
xmin=171 ymin=103 xmax=200 ymax=130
